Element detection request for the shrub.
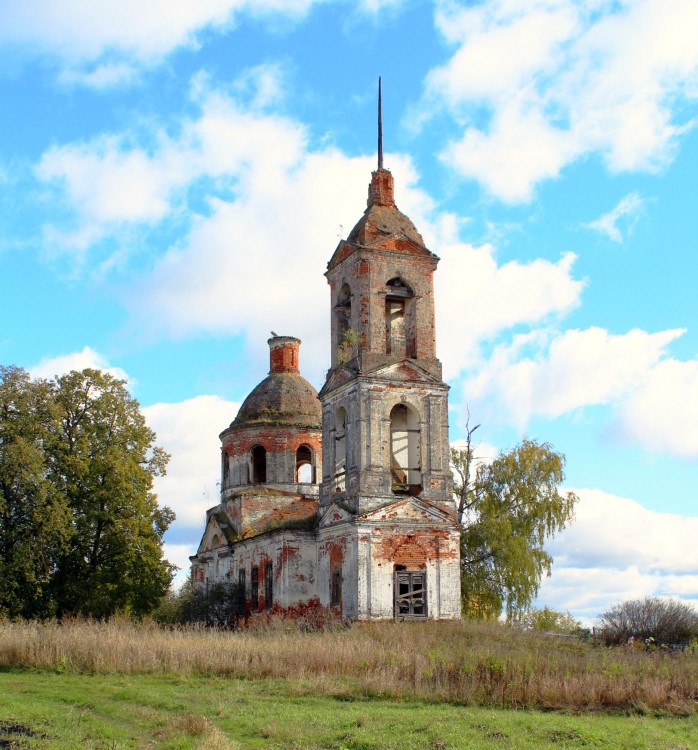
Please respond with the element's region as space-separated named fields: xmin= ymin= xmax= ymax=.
xmin=597 ymin=597 xmax=698 ymax=645
xmin=519 ymin=606 xmax=582 ymax=634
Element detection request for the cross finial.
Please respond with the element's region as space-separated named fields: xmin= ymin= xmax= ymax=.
xmin=378 ymin=76 xmax=383 ymax=170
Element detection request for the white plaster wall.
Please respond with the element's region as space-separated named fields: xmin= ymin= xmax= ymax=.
xmin=228 ymin=531 xmax=318 ymax=609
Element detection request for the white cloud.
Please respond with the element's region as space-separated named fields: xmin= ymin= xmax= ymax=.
xmin=585 ymin=192 xmax=645 ymax=242
xmin=32 ymin=75 xmax=446 ymax=381
xmin=536 ymin=487 xmax=698 ymax=623
xmin=615 ymin=357 xmax=698 ymax=459
xmin=143 ymin=395 xmax=240 ymax=529
xmin=38 ymin=136 xmax=177 ymax=226
xmin=124 ymin=148 xmax=379 ymax=382
xmin=34 ymin=75 xmax=589 ymax=383
xmin=425 ymin=0 xmax=698 ymax=201
xmin=163 ymin=543 xmax=197 ymax=577
xmin=435 ymin=238 xmax=584 ymax=377
xmin=358 ymin=0 xmax=407 ymax=12
xmin=462 ymin=326 xmax=685 ymax=428
xmin=58 ymin=62 xmax=140 ymax=89
xmin=443 ymin=98 xmax=577 ymax=203
xmin=36 ymin=77 xmax=307 ymax=246
xmin=0 ymin=0 xmax=324 ymax=84
xmin=30 ymin=345 xmax=130 ymax=382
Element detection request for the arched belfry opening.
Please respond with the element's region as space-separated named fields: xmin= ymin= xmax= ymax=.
xmin=385 ymin=278 xmax=415 ymax=357
xmin=296 ymin=444 xmax=314 ymax=483
xmin=250 ymin=445 xmax=267 ymax=484
xmin=334 ymin=407 xmax=347 ymax=491
xmin=390 ymin=403 xmax=421 ymax=493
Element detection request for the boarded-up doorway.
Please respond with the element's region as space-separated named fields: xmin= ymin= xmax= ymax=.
xmin=394 ymin=569 xmax=427 ymax=620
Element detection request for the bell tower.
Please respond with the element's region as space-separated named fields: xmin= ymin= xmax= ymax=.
xmin=319 ymin=80 xmax=452 ymax=515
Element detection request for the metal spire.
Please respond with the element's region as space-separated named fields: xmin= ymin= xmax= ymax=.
xmin=378 ymin=76 xmax=383 ymax=170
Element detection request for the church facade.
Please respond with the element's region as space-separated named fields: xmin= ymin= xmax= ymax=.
xmin=190 ymin=160 xmax=461 ymax=621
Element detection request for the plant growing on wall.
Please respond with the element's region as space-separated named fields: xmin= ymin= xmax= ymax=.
xmin=337 ymin=327 xmax=363 ymax=364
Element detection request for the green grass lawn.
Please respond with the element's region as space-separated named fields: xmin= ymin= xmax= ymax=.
xmin=1 ymin=671 xmax=696 ymax=750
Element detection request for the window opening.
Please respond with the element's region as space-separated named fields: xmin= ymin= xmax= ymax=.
xmin=264 ymin=563 xmax=273 ymax=610
xmin=385 ymin=278 xmax=415 ymax=357
xmin=334 ymin=407 xmax=347 ymax=492
xmin=296 ymin=445 xmax=313 ymax=483
xmin=386 ymin=298 xmax=405 ymax=355
xmin=331 ymin=568 xmax=342 ymax=607
xmin=237 ymin=569 xmax=246 ymax=615
xmin=251 ymin=445 xmax=267 ymax=484
xmin=390 ymin=404 xmax=421 ymax=492
xmin=335 ymin=283 xmax=352 ymax=354
xmin=251 ymin=566 xmax=259 ymax=611
xmin=222 ymin=451 xmax=230 ymax=487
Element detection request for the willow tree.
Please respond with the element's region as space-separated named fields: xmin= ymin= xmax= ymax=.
xmin=452 ymin=437 xmax=578 ymax=619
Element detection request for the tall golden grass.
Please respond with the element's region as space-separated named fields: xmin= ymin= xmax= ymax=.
xmin=1 ymin=618 xmax=695 ymax=713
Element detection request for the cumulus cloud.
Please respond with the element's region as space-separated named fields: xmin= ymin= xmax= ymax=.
xmin=30 ymin=345 xmax=130 ymax=382
xmin=34 ymin=72 xmax=445 ymax=380
xmin=615 ymin=357 xmax=698 ymax=459
xmin=36 ymin=76 xmax=307 ymax=245
xmin=126 ymin=147 xmax=438 ymax=381
xmin=436 ymin=237 xmax=584 ymax=378
xmin=585 ymin=193 xmax=646 ymax=242
xmin=536 ymin=488 xmax=698 ymax=622
xmin=0 ymin=0 xmax=324 ymax=84
xmin=462 ymin=326 xmax=685 ymax=429
xmin=143 ymin=395 xmax=240 ymax=530
xmin=424 ymin=0 xmax=698 ymax=201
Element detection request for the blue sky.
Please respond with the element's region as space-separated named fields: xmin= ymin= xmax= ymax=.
xmin=1 ymin=0 xmax=696 ymax=623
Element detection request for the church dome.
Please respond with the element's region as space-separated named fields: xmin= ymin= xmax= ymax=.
xmin=347 ymin=201 xmax=425 ymax=248
xmin=229 ymin=337 xmax=321 ymax=430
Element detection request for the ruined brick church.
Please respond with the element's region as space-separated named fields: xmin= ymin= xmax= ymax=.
xmin=191 ymin=128 xmax=461 ymax=620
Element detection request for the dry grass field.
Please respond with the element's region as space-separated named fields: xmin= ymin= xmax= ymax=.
xmin=1 ymin=617 xmax=696 ymax=714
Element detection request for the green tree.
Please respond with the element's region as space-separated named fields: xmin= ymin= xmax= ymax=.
xmin=153 ymin=577 xmax=194 ymax=625
xmin=452 ymin=436 xmax=578 ymax=619
xmin=0 ymin=367 xmax=70 ymax=618
xmin=50 ymin=369 xmax=174 ymax=618
xmin=521 ymin=606 xmax=581 ymax=633
xmin=0 ymin=366 xmax=174 ymax=619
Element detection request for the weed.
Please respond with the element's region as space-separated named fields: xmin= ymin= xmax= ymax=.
xmin=0 ymin=618 xmax=696 ymax=713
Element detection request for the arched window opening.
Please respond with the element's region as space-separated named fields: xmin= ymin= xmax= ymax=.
xmin=334 ymin=407 xmax=347 ymax=492
xmin=390 ymin=403 xmax=421 ymax=493
xmin=222 ymin=451 xmax=230 ymax=487
xmin=251 ymin=445 xmax=267 ymax=484
xmin=335 ymin=283 xmax=352 ymax=356
xmin=211 ymin=533 xmax=222 ymax=549
xmin=296 ymin=444 xmax=314 ymax=483
xmin=385 ymin=278 xmax=415 ymax=357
